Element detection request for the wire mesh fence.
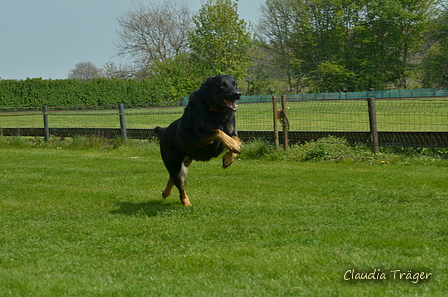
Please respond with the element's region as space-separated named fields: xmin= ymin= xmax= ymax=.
xmin=375 ymin=99 xmax=448 ymax=132
xmin=1 ymin=96 xmax=447 ymax=148
xmin=284 ymin=100 xmax=370 ymax=131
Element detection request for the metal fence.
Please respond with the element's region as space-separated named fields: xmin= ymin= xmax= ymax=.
xmin=1 ymin=95 xmax=447 ymax=150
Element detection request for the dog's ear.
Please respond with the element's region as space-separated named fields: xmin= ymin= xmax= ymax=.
xmin=201 ymin=76 xmax=216 ymax=91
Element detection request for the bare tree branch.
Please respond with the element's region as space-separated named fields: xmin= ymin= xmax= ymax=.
xmin=114 ymin=1 xmax=194 ymax=67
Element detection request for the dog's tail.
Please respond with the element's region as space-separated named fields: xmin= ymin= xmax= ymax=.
xmin=154 ymin=126 xmax=165 ymax=140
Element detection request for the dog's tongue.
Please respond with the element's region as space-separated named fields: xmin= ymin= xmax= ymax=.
xmin=226 ymin=100 xmax=238 ymax=110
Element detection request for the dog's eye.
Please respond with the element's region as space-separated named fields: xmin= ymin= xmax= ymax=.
xmin=221 ymin=83 xmax=228 ymax=89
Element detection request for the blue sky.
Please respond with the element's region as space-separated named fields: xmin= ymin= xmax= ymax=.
xmin=0 ymin=0 xmax=261 ymax=80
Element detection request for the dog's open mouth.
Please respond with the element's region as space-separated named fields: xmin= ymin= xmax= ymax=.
xmin=224 ymin=99 xmax=238 ymax=111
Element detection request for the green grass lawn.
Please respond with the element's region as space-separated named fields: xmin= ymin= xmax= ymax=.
xmin=0 ymin=142 xmax=447 ymax=296
xmin=1 ymin=99 xmax=447 ymax=131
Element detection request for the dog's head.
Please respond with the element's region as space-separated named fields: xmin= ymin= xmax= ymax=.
xmin=201 ymin=75 xmax=241 ymax=112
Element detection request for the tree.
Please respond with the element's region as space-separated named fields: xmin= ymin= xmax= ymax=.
xmin=148 ymin=53 xmax=215 ymax=100
xmin=114 ymin=1 xmax=194 ymax=67
xmin=257 ymin=0 xmax=436 ymax=91
xmin=421 ymin=2 xmax=448 ymax=88
xmin=188 ymin=0 xmax=254 ymax=80
xmin=311 ymin=61 xmax=355 ymax=92
xmin=101 ymin=62 xmax=133 ymax=79
xmin=258 ymin=0 xmax=350 ymax=91
xmin=258 ymin=0 xmax=298 ymax=92
xmin=421 ymin=42 xmax=448 ymax=87
xmin=359 ymin=0 xmax=436 ymax=89
xmin=68 ymin=62 xmax=100 ymax=81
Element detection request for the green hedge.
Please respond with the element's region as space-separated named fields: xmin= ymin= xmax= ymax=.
xmin=0 ymin=78 xmax=180 ymax=107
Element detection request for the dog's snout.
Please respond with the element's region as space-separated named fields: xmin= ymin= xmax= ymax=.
xmin=234 ymin=91 xmax=242 ymax=99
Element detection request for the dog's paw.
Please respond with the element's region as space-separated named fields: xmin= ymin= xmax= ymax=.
xmin=227 ymin=142 xmax=241 ymax=154
xmin=162 ymin=189 xmax=172 ymax=199
xmin=181 ymin=194 xmax=192 ymax=206
xmin=222 ymin=151 xmax=237 ymax=168
xmin=230 ymin=137 xmax=242 ymax=154
xmin=183 ymin=200 xmax=193 ymax=207
xmin=222 ymin=159 xmax=232 ymax=169
xmin=223 ymin=163 xmax=232 ymax=169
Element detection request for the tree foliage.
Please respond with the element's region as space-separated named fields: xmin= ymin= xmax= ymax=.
xmin=421 ymin=4 xmax=448 ymax=88
xmin=147 ymin=53 xmax=216 ymax=100
xmin=188 ymin=0 xmax=254 ymax=80
xmin=258 ymin=0 xmax=438 ymax=92
xmin=257 ymin=0 xmax=297 ymax=91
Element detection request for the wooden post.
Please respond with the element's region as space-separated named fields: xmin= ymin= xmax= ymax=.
xmin=272 ymin=96 xmax=279 ymax=148
xmin=43 ymin=106 xmax=50 ymax=142
xmin=281 ymin=95 xmax=288 ymax=150
xmin=367 ymin=97 xmax=379 ymax=154
xmin=119 ymin=103 xmax=128 ymax=142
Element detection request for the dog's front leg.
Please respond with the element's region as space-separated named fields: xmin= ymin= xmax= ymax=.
xmin=200 ymin=130 xmax=241 ymax=154
xmin=222 ymin=136 xmax=241 ymax=168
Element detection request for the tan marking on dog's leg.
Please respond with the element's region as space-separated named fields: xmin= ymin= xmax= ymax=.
xmin=231 ymin=135 xmax=242 ymax=152
xmin=217 ymin=130 xmax=241 ymax=153
xmin=201 ymin=130 xmax=242 ymax=154
xmin=222 ymin=150 xmax=238 ymax=168
xmin=162 ymin=178 xmax=174 ymax=198
xmin=222 ymin=136 xmax=242 ymax=168
xmin=180 ymin=190 xmax=192 ymax=206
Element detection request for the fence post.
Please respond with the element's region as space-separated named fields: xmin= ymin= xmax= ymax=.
xmin=272 ymin=96 xmax=279 ymax=148
xmin=367 ymin=98 xmax=380 ymax=154
xmin=281 ymin=95 xmax=289 ymax=150
xmin=43 ymin=106 xmax=50 ymax=143
xmin=118 ymin=103 xmax=128 ymax=142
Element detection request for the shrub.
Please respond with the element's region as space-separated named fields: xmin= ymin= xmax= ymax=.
xmin=296 ymin=136 xmax=355 ymax=162
xmin=240 ymin=139 xmax=273 ymax=159
xmin=240 ymin=136 xmax=376 ymax=163
xmin=0 ymin=78 xmax=182 ymax=107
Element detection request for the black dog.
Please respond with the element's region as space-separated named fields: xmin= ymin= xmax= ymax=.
xmin=154 ymin=75 xmax=242 ymax=206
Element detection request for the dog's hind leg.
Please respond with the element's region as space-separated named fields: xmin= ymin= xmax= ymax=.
xmin=173 ymin=161 xmax=192 ymax=206
xmin=177 ymin=156 xmax=192 ymax=206
xmin=162 ymin=178 xmax=174 ymax=198
xmin=163 ymin=155 xmax=192 ymax=206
